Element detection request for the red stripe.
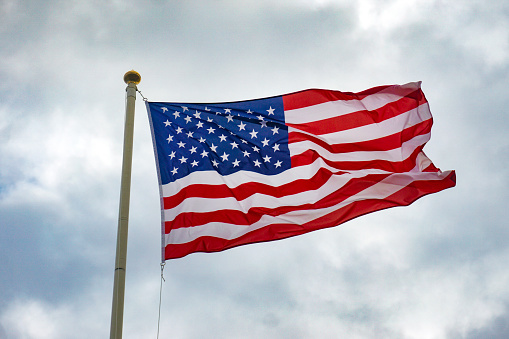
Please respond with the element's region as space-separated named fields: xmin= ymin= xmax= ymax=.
xmin=286 ymin=89 xmax=427 ymax=135
xmin=289 ymin=119 xmax=433 ymax=154
xmin=282 ymin=85 xmax=394 ymax=111
xmin=164 ymin=171 xmax=456 ymax=259
xmin=163 ymin=167 xmax=346 ymax=210
xmin=423 ymin=163 xmax=439 ymax=172
xmin=165 ymin=173 xmax=391 ymax=231
xmin=291 ymin=145 xmax=425 ymax=173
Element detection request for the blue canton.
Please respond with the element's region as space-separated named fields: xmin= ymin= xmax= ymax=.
xmin=148 ymin=96 xmax=290 ymax=185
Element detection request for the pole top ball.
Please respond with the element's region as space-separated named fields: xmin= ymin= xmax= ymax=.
xmin=124 ymin=70 xmax=141 ymax=85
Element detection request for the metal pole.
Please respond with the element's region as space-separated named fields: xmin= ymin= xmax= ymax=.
xmin=110 ymin=70 xmax=141 ymax=339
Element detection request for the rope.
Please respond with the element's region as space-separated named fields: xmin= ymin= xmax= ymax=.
xmin=137 ymin=88 xmax=148 ymax=101
xmin=156 ymin=262 xmax=166 ymax=339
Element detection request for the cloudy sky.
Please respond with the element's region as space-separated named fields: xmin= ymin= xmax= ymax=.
xmin=1 ymin=0 xmax=508 ymax=338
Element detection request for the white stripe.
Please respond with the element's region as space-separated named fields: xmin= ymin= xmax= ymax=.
xmin=289 ymin=132 xmax=430 ymax=163
xmin=165 ymin=169 xmax=452 ymax=245
xmin=285 ymin=82 xmax=422 ymax=125
xmin=161 ymin=156 xmax=390 ymax=197
xmin=163 ymin=168 xmax=381 ymax=219
xmin=288 ymin=102 xmax=431 ymax=145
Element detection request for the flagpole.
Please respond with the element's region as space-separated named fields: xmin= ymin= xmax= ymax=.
xmin=110 ymin=70 xmax=141 ymax=339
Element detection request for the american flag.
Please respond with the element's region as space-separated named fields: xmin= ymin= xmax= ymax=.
xmin=146 ymin=82 xmax=456 ymax=260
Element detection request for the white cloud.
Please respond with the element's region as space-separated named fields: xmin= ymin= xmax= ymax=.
xmin=356 ymin=0 xmax=432 ymax=31
xmin=1 ymin=300 xmax=62 ymax=339
xmin=0 ymin=279 xmax=111 ymax=339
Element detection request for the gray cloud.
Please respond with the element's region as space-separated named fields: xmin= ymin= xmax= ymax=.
xmin=1 ymin=0 xmax=508 ymax=338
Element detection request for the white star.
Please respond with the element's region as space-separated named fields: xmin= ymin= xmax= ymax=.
xmin=219 ymin=134 xmax=227 ymax=142
xmin=238 ymin=122 xmax=246 ymax=131
xmin=221 ymin=152 xmax=229 ymax=161
xmin=191 ymin=160 xmax=199 ymax=167
xmin=201 ymin=150 xmax=209 ymax=158
xmin=207 ymin=117 xmax=213 ymax=123
xmin=252 ymin=146 xmax=260 ymax=152
xmin=181 ymin=106 xmax=188 ymax=112
xmin=198 ymin=137 xmax=206 ymax=143
xmin=189 ymin=146 xmax=197 ymax=154
xmin=246 ymin=109 xmax=253 ymax=114
xmin=196 ymin=121 xmax=204 ymax=128
xmin=241 ymin=139 xmax=248 ymax=144
xmin=263 ymin=155 xmax=271 ymax=163
xmin=226 ymin=114 xmax=234 ymax=122
xmin=177 ymin=141 xmax=186 ymax=148
xmin=175 ymin=126 xmax=183 ymax=134
xmin=224 ymin=108 xmax=231 ymax=114
xmin=261 ymin=138 xmax=270 ymax=147
xmin=232 ymin=159 xmax=240 ymax=167
xmin=212 ymin=159 xmax=219 ymax=167
xmin=260 ymin=121 xmax=267 ymax=128
xmin=166 ymin=135 xmax=173 ymax=143
xmin=184 ymin=116 xmax=192 ymax=124
xmin=179 ymin=156 xmax=187 ymax=163
xmin=161 ymin=107 xmax=168 ymax=113
xmin=169 ymin=151 xmax=176 ymax=159
xmin=207 ymin=127 xmax=216 ymax=134
xmin=267 ymin=106 xmax=275 ymax=115
xmin=249 ymin=129 xmax=258 ymax=139
xmin=271 ymin=126 xmax=279 ymax=134
xmin=210 ymin=143 xmax=218 ymax=153
xmin=171 ymin=167 xmax=178 ymax=175
xmin=257 ymin=115 xmax=264 ymax=121
xmin=194 ymin=111 xmax=201 ymax=119
xmin=173 ymin=111 xmax=180 ymax=119
xmin=272 ymin=143 xmax=280 ymax=152
xmin=253 ymin=159 xmax=261 ymax=167
xmin=242 ymin=150 xmax=250 ymax=157
xmin=205 ymin=107 xmax=211 ymax=111
xmin=186 ymin=131 xmax=194 ymax=138
xmin=274 ymin=160 xmax=282 ymax=168
xmin=164 ymin=120 xmax=172 ymax=127
xmin=230 ymin=141 xmax=238 ymax=149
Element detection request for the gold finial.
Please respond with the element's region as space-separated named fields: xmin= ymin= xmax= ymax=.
xmin=124 ymin=70 xmax=141 ymax=85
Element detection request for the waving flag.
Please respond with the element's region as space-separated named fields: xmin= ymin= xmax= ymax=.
xmin=146 ymin=82 xmax=456 ymax=260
